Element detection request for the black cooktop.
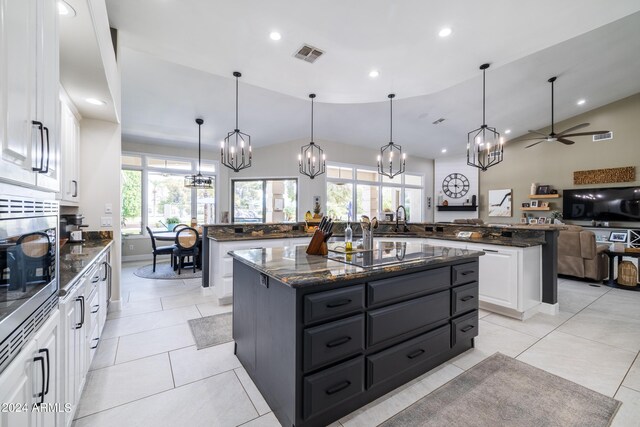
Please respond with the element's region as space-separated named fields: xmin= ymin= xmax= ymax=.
xmin=326 ymin=241 xmax=457 ymax=268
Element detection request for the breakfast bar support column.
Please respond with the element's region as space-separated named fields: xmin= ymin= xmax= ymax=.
xmin=542 ymin=229 xmax=558 ymax=305
xmin=201 ymin=225 xmax=210 ymax=288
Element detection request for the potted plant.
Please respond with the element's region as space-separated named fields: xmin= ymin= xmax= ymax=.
xmin=551 ymin=210 xmax=563 ymax=224
xmin=166 ymin=217 xmax=180 ymax=231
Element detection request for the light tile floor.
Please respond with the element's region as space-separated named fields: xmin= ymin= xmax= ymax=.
xmin=73 ymin=264 xmax=640 ymax=426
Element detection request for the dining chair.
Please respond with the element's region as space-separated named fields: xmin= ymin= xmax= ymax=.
xmin=146 ymin=226 xmax=175 ymax=272
xmin=174 ymin=223 xmax=189 ymax=232
xmin=173 ymin=227 xmax=199 ymax=275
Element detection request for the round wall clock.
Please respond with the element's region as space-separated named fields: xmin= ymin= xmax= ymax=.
xmin=442 ymin=173 xmax=470 ymax=199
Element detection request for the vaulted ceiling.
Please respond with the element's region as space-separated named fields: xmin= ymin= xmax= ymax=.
xmin=106 ymin=1 xmax=640 ymax=158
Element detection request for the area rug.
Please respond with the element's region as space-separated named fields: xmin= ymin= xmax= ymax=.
xmin=134 ymin=262 xmax=202 ymax=279
xmin=188 ymin=312 xmax=233 ymax=350
xmin=380 ymin=353 xmax=621 ymax=427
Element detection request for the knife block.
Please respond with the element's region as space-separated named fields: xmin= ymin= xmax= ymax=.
xmin=306 ymin=230 xmax=328 ymax=256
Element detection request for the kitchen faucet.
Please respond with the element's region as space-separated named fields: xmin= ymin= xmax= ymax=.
xmin=395 ymin=205 xmax=410 ymax=232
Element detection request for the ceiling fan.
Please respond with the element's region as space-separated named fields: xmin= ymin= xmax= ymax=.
xmin=524 ymin=76 xmax=609 ymax=149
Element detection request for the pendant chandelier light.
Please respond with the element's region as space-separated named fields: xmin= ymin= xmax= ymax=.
xmin=184 ymin=118 xmax=213 ymax=188
xmin=298 ymin=94 xmax=326 ymax=179
xmin=221 ymin=71 xmax=252 ymax=172
xmin=377 ymin=94 xmax=406 ymax=179
xmin=467 ymin=63 xmax=504 ymax=171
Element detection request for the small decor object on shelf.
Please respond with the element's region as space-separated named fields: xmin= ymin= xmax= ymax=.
xmin=488 ymin=189 xmax=512 ymax=217
xmin=522 ymin=202 xmax=530 ymax=208
xmin=609 ymin=232 xmax=628 ymax=243
xmin=538 ymin=218 xmax=546 ymax=224
xmin=221 ymin=72 xmax=252 ymax=172
xmin=541 ymin=202 xmax=550 ymax=208
xmin=528 ymin=218 xmax=538 ymax=225
xmin=530 ymin=200 xmax=539 ymax=208
xmin=550 ymin=189 xmax=558 ymax=194
xmin=442 ymin=200 xmax=449 ymax=206
xmin=520 ymin=217 xmax=528 ymax=224
xmin=536 ymin=185 xmax=551 ymax=195
xmin=530 ymin=183 xmax=538 ymax=195
xmin=467 ymin=63 xmax=504 ymax=171
xmin=377 ymin=94 xmax=406 ymax=178
xmin=545 ymin=218 xmax=553 ymax=224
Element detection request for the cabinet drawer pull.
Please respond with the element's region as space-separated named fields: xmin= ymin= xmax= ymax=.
xmin=326 ymin=299 xmax=352 ymax=308
xmin=90 ymin=338 xmax=99 ymax=350
xmin=325 ymin=380 xmax=351 ymax=395
xmin=482 ymin=248 xmax=499 ymax=253
xmin=326 ymin=336 xmax=351 ymax=348
xmin=460 ymin=270 xmax=475 ymax=276
xmin=461 ymin=325 xmax=475 ymax=333
xmin=406 ymin=349 xmax=425 ymax=359
xmin=460 ymin=295 xmax=474 ymax=302
xmin=91 ymin=304 xmax=100 ymax=314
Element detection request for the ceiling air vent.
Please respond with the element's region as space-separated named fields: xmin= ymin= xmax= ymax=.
xmin=432 ymin=118 xmax=445 ymax=125
xmin=294 ymin=44 xmax=324 ymax=63
xmin=593 ymin=131 xmax=613 ymax=142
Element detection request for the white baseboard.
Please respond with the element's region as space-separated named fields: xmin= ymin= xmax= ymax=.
xmin=108 ymin=299 xmax=123 ymax=311
xmin=122 ymin=254 xmax=153 ymax=262
xmin=537 ymin=302 xmax=559 ymax=316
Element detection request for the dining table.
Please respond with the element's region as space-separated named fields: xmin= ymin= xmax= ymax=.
xmin=152 ymin=229 xmax=203 ymax=269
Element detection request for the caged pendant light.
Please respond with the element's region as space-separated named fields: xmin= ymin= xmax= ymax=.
xmin=221 ymin=71 xmax=252 ymax=172
xmin=184 ymin=118 xmax=213 ymax=188
xmin=467 ymin=63 xmax=504 ymax=171
xmin=377 ymin=94 xmax=406 ymax=179
xmin=298 ymin=94 xmax=326 ymax=179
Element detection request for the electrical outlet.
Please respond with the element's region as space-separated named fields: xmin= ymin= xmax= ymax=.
xmin=129 ymin=244 xmax=134 ymax=250
xmin=100 ymin=216 xmax=112 ymax=227
xmin=105 ymin=203 xmax=113 ymax=214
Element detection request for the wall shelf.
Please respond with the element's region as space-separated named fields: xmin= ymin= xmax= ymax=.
xmin=528 ymin=194 xmax=561 ymax=199
xmin=522 ymin=207 xmax=551 ymax=211
xmin=437 ymin=205 xmax=477 ymax=212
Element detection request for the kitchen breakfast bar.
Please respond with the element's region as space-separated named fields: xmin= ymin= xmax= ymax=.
xmin=229 ymin=241 xmax=484 ymax=427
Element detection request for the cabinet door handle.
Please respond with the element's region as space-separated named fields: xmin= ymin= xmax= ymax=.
xmin=325 ymin=380 xmax=351 ymax=395
xmin=72 ymin=180 xmax=78 ymax=197
xmin=106 ymin=263 xmax=112 ymax=302
xmin=31 ymin=121 xmax=44 ymax=172
xmin=33 ymin=355 xmax=45 ymax=404
xmin=102 ymin=261 xmax=109 ymax=281
xmin=326 ymin=336 xmax=351 ymax=348
xmin=41 ymin=126 xmax=50 ymax=174
xmin=90 ymin=338 xmax=99 ymax=350
xmin=38 ymin=349 xmax=50 ymax=396
xmin=76 ymin=296 xmax=85 ymax=329
xmin=326 ymin=299 xmax=351 ymax=308
xmin=461 ymin=295 xmax=475 ymax=302
xmin=461 ymin=325 xmax=475 ymax=333
xmin=407 ymin=349 xmax=425 ymax=359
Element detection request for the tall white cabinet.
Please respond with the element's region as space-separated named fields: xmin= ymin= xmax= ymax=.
xmin=57 ymin=91 xmax=81 ymax=204
xmin=0 ymin=0 xmax=59 ymax=192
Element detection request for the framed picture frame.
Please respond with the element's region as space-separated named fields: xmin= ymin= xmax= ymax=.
xmin=530 ymin=200 xmax=539 ymax=208
xmin=521 ymin=202 xmax=530 ymax=208
xmin=488 ymin=189 xmax=512 ymax=217
xmin=536 ymin=185 xmax=551 ymax=195
xmin=545 ymin=217 xmax=553 ymax=224
xmin=538 ymin=218 xmax=546 ymax=224
xmin=529 ymin=218 xmax=538 ymax=225
xmin=608 ymin=232 xmax=627 ymax=242
xmin=541 ymin=202 xmax=549 ymax=208
xmin=520 ymin=217 xmax=528 ymax=224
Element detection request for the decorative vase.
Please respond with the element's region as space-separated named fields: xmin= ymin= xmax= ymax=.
xmin=530 ymin=183 xmax=537 ymax=195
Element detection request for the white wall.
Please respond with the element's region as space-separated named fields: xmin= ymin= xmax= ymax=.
xmin=433 ymin=156 xmax=479 ymax=222
xmin=79 ymin=118 xmax=122 ymax=301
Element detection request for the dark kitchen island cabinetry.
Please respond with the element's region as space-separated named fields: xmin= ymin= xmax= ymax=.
xmin=229 ymin=243 xmax=483 ymax=427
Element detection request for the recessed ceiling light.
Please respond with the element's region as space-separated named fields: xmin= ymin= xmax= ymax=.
xmin=441 ymin=148 xmax=447 ymax=153
xmin=438 ymin=27 xmax=452 ymax=38
xmin=85 ymin=98 xmax=106 ymax=106
xmin=505 ymin=129 xmax=512 ymax=134
xmin=269 ymin=31 xmax=282 ymax=41
xmin=577 ymin=99 xmax=586 ymax=105
xmin=369 ymin=70 xmax=380 ymax=78
xmin=57 ymin=0 xmax=76 ymax=17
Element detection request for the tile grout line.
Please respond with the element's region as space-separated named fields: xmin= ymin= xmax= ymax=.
xmin=232 ymin=368 xmax=261 ymax=417
xmin=167 ymin=351 xmax=176 ymax=389
xmin=614 ymin=350 xmax=640 ymax=397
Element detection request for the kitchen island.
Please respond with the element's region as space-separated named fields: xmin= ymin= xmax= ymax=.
xmin=229 ymin=241 xmax=483 ymax=427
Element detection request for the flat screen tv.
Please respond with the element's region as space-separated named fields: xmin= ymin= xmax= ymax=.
xmin=563 ymin=186 xmax=640 ymax=222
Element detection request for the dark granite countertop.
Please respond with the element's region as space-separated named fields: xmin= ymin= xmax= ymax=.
xmin=228 ymin=242 xmax=484 ymax=287
xmin=209 ymin=232 xmax=311 ymax=242
xmin=59 ymin=239 xmax=113 ymax=296
xmin=423 ymin=234 xmax=543 ymax=248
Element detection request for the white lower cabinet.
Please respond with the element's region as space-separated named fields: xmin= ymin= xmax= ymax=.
xmin=426 ymin=238 xmax=542 ymax=319
xmin=209 ymin=237 xmax=311 ymax=303
xmin=0 ymin=310 xmax=60 ymax=427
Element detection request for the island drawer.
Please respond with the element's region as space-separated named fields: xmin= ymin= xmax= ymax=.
xmin=366 ymin=324 xmax=450 ymax=387
xmin=452 ymin=261 xmax=479 ymax=286
xmin=303 ymin=315 xmax=365 ymax=372
xmin=451 ymin=310 xmax=479 ymax=347
xmin=303 ymin=357 xmax=364 ymax=419
xmin=367 ymin=267 xmax=450 ymax=306
xmin=451 ymin=282 xmax=478 ymax=316
xmin=304 ymin=286 xmax=365 ymax=324
xmin=367 ymin=290 xmax=450 ymax=347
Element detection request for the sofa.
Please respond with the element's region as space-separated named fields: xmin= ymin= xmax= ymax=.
xmin=558 ymin=226 xmax=609 ymax=281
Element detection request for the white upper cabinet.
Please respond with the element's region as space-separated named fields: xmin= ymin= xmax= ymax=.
xmin=58 ymin=90 xmax=80 ymax=204
xmin=0 ymin=0 xmax=59 ymax=192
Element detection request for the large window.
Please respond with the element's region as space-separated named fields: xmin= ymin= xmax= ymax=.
xmin=326 ymin=164 xmax=424 ymax=222
xmin=232 ymin=179 xmax=298 ymax=223
xmin=121 ymin=153 xmax=217 ymax=235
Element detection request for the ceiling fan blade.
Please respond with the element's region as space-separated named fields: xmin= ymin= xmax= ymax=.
xmin=561 ymin=131 xmax=610 ymax=137
xmin=525 ymin=140 xmax=545 ymax=149
xmin=556 ymin=123 xmax=590 ymax=136
xmin=527 ymin=130 xmax=549 ymax=137
xmin=557 ymin=138 xmax=575 ymax=145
